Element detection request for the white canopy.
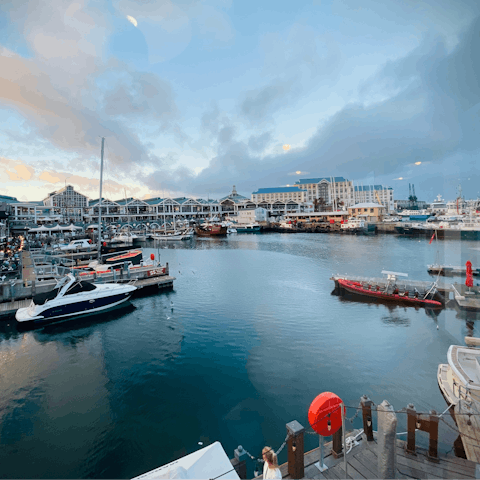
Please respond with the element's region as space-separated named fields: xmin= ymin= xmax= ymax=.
xmin=132 ymin=442 xmax=240 ymax=480
xmin=28 ymin=225 xmax=50 ymax=232
xmin=65 ymin=225 xmax=82 ymax=231
xmin=49 ymin=225 xmax=63 ymax=231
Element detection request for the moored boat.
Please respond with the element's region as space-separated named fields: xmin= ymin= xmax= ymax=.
xmin=337 ymin=279 xmax=443 ymax=308
xmin=438 ymin=344 xmax=480 ymax=418
xmin=16 ymin=273 xmax=136 ymax=325
xmin=333 ymin=271 xmax=444 ymax=308
xmin=235 ymin=223 xmax=261 ymax=233
xmin=195 ymin=224 xmax=228 ymax=237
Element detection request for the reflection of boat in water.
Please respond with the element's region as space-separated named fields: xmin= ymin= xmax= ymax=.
xmin=333 ymin=271 xmax=444 ymax=309
xmin=16 ymin=273 xmax=137 ymax=325
xmin=438 ymin=342 xmax=480 ymax=420
xmin=195 ymin=224 xmax=228 ymax=237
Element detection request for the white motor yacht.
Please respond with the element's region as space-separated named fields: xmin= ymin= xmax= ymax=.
xmin=16 ymin=274 xmax=137 ymax=325
xmin=438 ymin=344 xmax=480 ymax=409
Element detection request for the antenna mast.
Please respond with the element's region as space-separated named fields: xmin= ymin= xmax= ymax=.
xmin=98 ymin=137 xmax=105 ymax=261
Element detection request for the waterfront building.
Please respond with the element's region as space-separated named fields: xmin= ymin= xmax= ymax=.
xmin=251 ymin=186 xmax=306 ymax=204
xmin=348 ymin=202 xmax=385 ymax=222
xmin=1 ymin=195 xmax=63 ymax=232
xmin=86 ymin=196 xmax=223 ymax=226
xmin=43 ymin=185 xmax=88 ymax=223
xmin=354 ymin=185 xmax=394 ymax=211
xmin=293 ymin=177 xmax=354 ymax=208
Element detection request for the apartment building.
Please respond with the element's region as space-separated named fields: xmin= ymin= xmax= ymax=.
xmin=251 ymin=187 xmax=306 ymax=203
xmin=354 ymin=185 xmax=394 ymax=211
xmin=293 ymin=177 xmax=354 ymax=207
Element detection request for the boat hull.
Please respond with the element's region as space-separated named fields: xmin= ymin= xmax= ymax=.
xmin=236 ymin=226 xmax=262 ymax=233
xmin=195 ymin=225 xmax=228 ymax=237
xmin=337 ymin=279 xmax=443 ymax=308
xmin=16 ymin=292 xmax=134 ymax=325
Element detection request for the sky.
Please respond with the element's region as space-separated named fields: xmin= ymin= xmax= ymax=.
xmin=0 ymin=0 xmax=479 ymax=203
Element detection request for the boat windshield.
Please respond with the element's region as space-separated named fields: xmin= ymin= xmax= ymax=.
xmin=33 ymin=288 xmax=61 ymax=305
xmin=64 ymin=281 xmax=97 ymax=295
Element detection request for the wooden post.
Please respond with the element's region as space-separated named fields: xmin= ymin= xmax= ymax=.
xmin=406 ymin=403 xmax=417 ymax=455
xmin=361 ymin=395 xmax=374 ymax=441
xmin=428 ymin=410 xmax=439 ymax=462
xmin=286 ymin=420 xmax=304 ymax=479
xmin=232 ymin=446 xmax=248 ymax=479
xmin=377 ymin=400 xmax=397 ymax=479
xmin=332 ymin=426 xmax=343 ymax=458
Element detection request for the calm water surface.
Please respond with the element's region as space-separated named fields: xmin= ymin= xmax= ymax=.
xmin=0 ymin=233 xmax=479 ymax=478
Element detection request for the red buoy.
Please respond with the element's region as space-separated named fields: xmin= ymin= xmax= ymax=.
xmin=308 ymin=392 xmax=345 ymax=436
xmin=150 ymin=253 xmax=155 ymax=261
xmin=103 ymin=242 xmax=107 ymax=247
xmin=329 ymin=219 xmax=335 ymax=224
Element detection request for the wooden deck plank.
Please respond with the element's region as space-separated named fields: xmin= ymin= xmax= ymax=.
xmin=396 ymin=462 xmax=443 ymax=480
xmin=397 ymin=448 xmax=475 ymax=478
xmin=349 ymin=453 xmax=378 ymax=479
xmin=351 ymin=449 xmax=379 ymax=479
xmin=396 ymin=453 xmax=471 ymax=479
xmin=320 ymin=466 xmax=342 ymax=480
xmin=396 ymin=438 xmax=476 ymax=471
xmin=303 ymin=463 xmax=328 ymax=480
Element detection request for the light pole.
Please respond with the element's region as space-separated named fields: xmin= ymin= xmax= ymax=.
xmin=64 ymin=176 xmax=71 ymax=223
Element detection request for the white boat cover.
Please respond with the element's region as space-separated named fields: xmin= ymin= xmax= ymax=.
xmin=132 ymin=441 xmax=240 ymax=480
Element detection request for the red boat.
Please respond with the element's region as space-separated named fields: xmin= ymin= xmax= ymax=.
xmin=337 ymin=279 xmax=443 ymax=308
xmin=195 ymin=224 xmax=228 ymax=237
xmin=105 ymin=249 xmax=143 ymax=266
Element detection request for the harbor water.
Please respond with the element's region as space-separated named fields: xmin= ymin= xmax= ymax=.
xmin=0 ymin=233 xmax=479 ymax=478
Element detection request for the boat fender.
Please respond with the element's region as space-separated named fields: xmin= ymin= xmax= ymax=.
xmin=464 ymin=337 xmax=480 ymax=347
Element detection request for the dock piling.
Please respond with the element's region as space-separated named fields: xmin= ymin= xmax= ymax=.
xmin=361 ymin=394 xmax=374 ymax=441
xmin=232 ymin=445 xmax=247 ymax=479
xmin=286 ymin=420 xmax=305 ymax=479
xmin=377 ymin=400 xmax=397 ymax=479
xmin=406 ymin=403 xmax=417 ymax=455
xmin=331 ymin=425 xmax=343 ymax=458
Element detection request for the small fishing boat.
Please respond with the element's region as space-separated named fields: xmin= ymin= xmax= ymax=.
xmin=16 ymin=273 xmax=136 ymax=325
xmin=334 ymin=271 xmax=443 ymax=308
xmin=152 ymin=229 xmax=193 ymax=241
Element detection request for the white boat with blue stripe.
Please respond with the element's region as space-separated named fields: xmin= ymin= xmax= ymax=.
xmin=16 ymin=274 xmax=137 ymax=325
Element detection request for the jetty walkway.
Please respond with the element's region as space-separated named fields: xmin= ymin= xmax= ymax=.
xmin=266 ymin=432 xmax=478 ymax=479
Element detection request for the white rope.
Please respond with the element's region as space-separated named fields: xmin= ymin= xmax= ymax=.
xmin=344 ymin=429 xmax=364 ymax=455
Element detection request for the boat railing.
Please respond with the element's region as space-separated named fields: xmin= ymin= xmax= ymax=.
xmin=453 ymin=379 xmax=474 ymax=403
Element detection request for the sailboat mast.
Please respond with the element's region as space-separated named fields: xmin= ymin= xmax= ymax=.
xmin=98 ymin=137 xmax=105 ymax=261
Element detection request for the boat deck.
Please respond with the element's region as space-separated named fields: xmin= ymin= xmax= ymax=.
xmin=455 ymin=400 xmax=480 ymax=464
xmin=253 ymin=432 xmax=478 ymax=479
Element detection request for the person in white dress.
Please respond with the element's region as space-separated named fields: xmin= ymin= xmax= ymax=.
xmin=262 ymin=446 xmax=282 ymax=479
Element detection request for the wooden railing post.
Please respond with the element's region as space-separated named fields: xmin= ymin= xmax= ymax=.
xmin=232 ymin=446 xmax=247 ymax=479
xmin=428 ymin=410 xmax=439 ymax=462
xmin=406 ymin=403 xmax=417 ymax=455
xmin=361 ymin=394 xmax=374 ymax=441
xmin=331 ymin=426 xmax=343 ymax=458
xmin=286 ymin=420 xmax=304 ymax=479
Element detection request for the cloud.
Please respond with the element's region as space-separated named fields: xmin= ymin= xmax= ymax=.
xmin=148 ymin=15 xmax=480 ymax=199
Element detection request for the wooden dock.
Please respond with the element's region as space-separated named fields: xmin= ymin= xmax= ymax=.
xmin=255 ymin=432 xmax=478 ymax=479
